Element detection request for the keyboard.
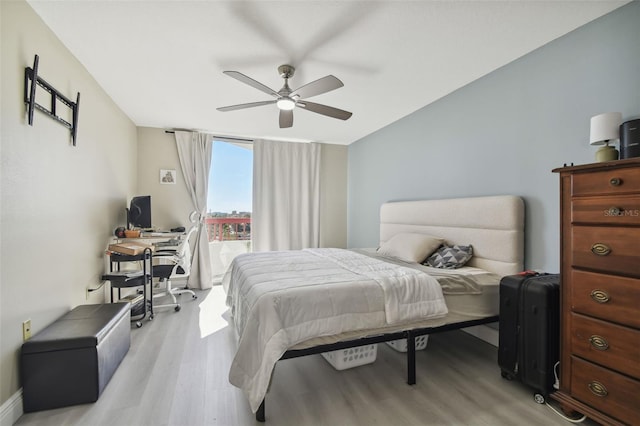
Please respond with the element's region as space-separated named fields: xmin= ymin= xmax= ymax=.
xmin=154 ymin=239 xmax=180 ymax=247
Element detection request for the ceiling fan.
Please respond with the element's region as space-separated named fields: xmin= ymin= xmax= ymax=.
xmin=217 ymin=64 xmax=352 ymax=128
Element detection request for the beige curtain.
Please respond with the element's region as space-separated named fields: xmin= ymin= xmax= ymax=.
xmin=175 ymin=131 xmax=214 ymax=289
xmin=252 ymin=139 xmax=321 ymax=252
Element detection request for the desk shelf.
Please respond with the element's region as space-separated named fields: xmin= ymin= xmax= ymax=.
xmin=103 ymin=248 xmax=153 ymax=328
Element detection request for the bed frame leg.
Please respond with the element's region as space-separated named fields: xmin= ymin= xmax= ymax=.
xmin=256 ymin=399 xmax=265 ymax=422
xmin=407 ymin=331 xmax=416 ymax=385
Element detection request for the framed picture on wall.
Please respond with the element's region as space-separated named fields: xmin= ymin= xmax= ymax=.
xmin=160 ymin=169 xmax=176 ymax=185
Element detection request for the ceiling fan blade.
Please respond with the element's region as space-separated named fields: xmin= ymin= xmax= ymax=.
xmin=217 ymin=100 xmax=276 ymax=112
xmin=279 ymin=109 xmax=293 ymax=128
xmin=223 ymin=71 xmax=279 ymax=98
xmin=298 ymin=101 xmax=352 ymax=121
xmin=291 ymin=75 xmax=344 ymax=99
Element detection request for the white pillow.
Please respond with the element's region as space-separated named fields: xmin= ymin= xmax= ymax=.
xmin=377 ymin=233 xmax=444 ymax=263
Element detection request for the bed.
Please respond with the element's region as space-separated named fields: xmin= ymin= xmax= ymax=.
xmin=223 ymin=195 xmax=524 ymax=422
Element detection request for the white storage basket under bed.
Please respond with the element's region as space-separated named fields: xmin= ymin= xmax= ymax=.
xmin=321 ymin=344 xmax=377 ymax=370
xmin=386 ymin=335 xmax=429 ymax=352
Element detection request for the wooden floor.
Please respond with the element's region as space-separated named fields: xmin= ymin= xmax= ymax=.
xmin=16 ymin=287 xmax=595 ymax=426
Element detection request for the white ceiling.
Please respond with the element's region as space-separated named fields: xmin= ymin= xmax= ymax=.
xmin=27 ymin=1 xmax=628 ymax=145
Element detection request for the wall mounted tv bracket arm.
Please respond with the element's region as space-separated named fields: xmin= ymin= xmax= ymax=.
xmin=24 ymin=54 xmax=80 ymax=146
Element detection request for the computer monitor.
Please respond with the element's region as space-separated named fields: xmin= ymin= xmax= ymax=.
xmin=127 ymin=195 xmax=152 ymax=229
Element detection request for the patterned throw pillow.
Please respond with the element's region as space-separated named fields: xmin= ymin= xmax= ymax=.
xmin=424 ymin=244 xmax=473 ymax=269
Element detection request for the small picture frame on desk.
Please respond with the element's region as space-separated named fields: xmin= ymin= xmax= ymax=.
xmin=160 ymin=169 xmax=176 ymax=184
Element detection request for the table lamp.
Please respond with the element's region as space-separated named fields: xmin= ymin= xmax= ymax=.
xmin=590 ymin=112 xmax=622 ymax=162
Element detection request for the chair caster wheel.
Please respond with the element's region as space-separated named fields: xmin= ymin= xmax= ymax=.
xmin=533 ymin=393 xmax=545 ymax=404
xmin=192 ymin=295 xmax=197 ymax=299
xmin=136 ymin=321 xmax=142 ymax=328
xmin=175 ymin=305 xmax=181 ymax=312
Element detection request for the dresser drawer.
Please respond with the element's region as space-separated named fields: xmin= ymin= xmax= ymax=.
xmin=571 ymin=270 xmax=640 ymax=328
xmin=572 ymin=195 xmax=640 ymax=225
xmin=571 ymin=313 xmax=640 ymax=379
xmin=570 ymin=356 xmax=640 ymax=425
xmin=572 ymin=226 xmax=640 ymax=277
xmin=572 ymin=167 xmax=640 ymax=197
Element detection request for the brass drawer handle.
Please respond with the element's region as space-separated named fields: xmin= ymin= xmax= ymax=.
xmin=590 ymin=289 xmax=610 ymax=303
xmin=607 ymin=206 xmax=623 ymax=216
xmin=588 ymin=381 xmax=608 ymax=397
xmin=609 ymin=177 xmax=622 ymax=186
xmin=589 ymin=335 xmax=609 ymax=351
xmin=591 ymin=243 xmax=611 ymax=256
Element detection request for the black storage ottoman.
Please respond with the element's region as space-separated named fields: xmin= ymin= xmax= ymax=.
xmin=21 ymin=303 xmax=131 ymax=412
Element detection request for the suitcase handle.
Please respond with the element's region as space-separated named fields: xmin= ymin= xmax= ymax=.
xmin=591 ymin=243 xmax=611 ymax=256
xmin=590 ymin=289 xmax=610 ymax=304
xmin=588 ymin=381 xmax=608 ymax=397
xmin=589 ymin=335 xmax=609 ymax=351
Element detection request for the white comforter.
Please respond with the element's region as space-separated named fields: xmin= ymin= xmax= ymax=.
xmin=223 ymin=248 xmax=448 ymax=412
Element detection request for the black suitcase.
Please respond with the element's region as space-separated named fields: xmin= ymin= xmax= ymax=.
xmin=498 ymin=273 xmax=560 ymax=403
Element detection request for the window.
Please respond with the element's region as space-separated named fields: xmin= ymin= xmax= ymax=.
xmin=206 ymin=140 xmax=253 ymax=282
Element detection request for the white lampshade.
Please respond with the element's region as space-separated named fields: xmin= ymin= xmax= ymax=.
xmin=590 ymin=112 xmax=622 ymax=146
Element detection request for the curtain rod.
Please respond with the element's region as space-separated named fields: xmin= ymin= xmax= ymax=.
xmin=164 ymin=129 xmax=254 ymax=143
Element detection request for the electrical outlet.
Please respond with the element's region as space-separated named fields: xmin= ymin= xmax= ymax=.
xmin=22 ymin=320 xmax=32 ymax=341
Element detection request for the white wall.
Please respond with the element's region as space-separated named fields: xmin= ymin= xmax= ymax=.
xmin=319 ymin=144 xmax=348 ymax=248
xmin=136 ymin=127 xmax=194 ymax=228
xmin=0 ymin=0 xmax=137 ymax=414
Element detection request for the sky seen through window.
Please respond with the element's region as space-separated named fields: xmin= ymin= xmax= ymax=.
xmin=207 ymin=141 xmax=253 ymax=214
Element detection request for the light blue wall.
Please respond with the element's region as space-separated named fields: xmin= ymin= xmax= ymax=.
xmin=348 ymin=2 xmax=640 ymax=272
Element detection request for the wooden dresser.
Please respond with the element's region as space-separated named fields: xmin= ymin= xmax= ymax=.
xmin=552 ymin=158 xmax=640 ymax=425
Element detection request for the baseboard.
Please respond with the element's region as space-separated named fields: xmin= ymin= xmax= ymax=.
xmin=463 ymin=324 xmax=499 ymax=347
xmin=0 ymin=389 xmax=22 ymax=426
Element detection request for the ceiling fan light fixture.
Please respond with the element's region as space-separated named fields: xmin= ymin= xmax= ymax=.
xmin=218 ymin=65 xmax=352 ymax=126
xmin=276 ymin=98 xmax=296 ymax=111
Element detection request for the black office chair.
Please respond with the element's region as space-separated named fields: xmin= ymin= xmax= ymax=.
xmin=152 ymin=224 xmax=198 ymax=312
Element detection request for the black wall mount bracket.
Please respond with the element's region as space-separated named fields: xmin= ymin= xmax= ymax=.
xmin=24 ymin=54 xmax=80 ymax=146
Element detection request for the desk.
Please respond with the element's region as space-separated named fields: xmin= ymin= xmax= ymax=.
xmin=115 ymin=231 xmax=184 ymax=244
xmin=116 ymin=230 xmax=183 ymax=238
xmin=141 ymin=231 xmax=183 ymax=238
xmin=112 ymin=231 xmax=185 ymax=250
xmin=110 ymin=230 xmax=190 ymax=312
xmin=102 ymin=248 xmax=153 ymax=328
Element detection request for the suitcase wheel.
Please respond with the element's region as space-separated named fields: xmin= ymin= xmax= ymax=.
xmin=533 ymin=393 xmax=545 ymax=404
xmin=500 ymin=370 xmax=514 ymax=381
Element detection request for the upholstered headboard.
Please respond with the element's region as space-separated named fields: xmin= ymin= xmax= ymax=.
xmin=379 ymin=195 xmax=524 ymax=276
